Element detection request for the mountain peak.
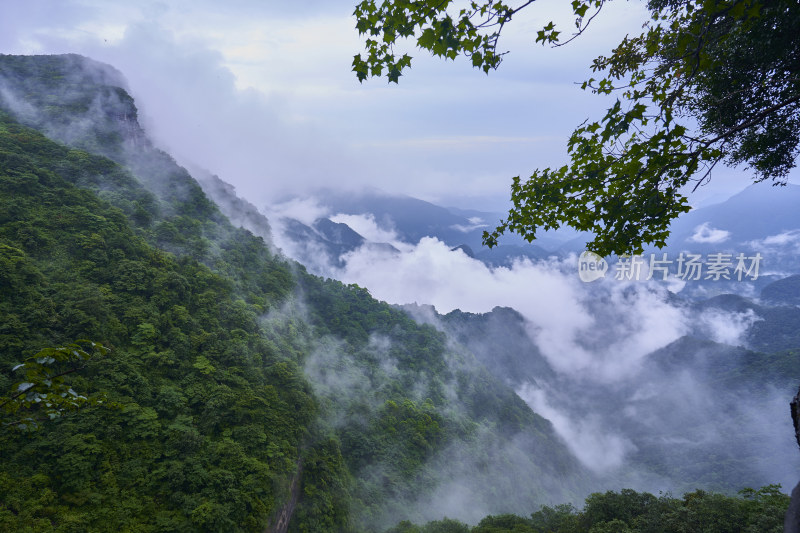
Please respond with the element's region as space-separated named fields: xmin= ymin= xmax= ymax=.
xmin=0 ymin=53 xmax=146 ymax=158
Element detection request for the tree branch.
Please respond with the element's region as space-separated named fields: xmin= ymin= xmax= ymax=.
xmin=699 ymin=92 xmax=800 ymax=147
xmin=0 ymin=364 xmax=86 ymax=410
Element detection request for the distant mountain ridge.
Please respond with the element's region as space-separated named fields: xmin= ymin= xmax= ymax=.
xmin=273 ymin=190 xmax=553 ymax=270
xmin=667 ymin=183 xmax=800 ymax=247
xmin=273 ymin=181 xmax=800 ymax=287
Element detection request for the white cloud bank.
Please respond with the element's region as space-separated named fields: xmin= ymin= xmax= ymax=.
xmin=518 ymin=383 xmax=637 ymax=473
xmin=324 ymin=235 xmax=690 ymax=381
xmin=689 ymin=222 xmax=731 ymax=243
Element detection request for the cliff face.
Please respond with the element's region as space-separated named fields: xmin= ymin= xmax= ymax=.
xmin=788 ymin=390 xmax=800 ymax=532
xmin=0 ymin=53 xmax=275 ymax=247
xmin=0 ymin=54 xmax=147 ymax=158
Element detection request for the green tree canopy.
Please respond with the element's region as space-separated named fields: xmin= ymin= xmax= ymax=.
xmin=352 ymin=0 xmax=800 ymax=255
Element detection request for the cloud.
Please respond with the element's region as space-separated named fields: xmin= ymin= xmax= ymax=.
xmin=750 ymin=229 xmax=800 ymax=248
xmin=328 ymin=213 xmax=402 ymax=244
xmin=5 ymin=0 xmax=796 ymax=219
xmin=518 ymin=383 xmax=637 ymax=473
xmin=267 ymin=197 xmax=330 ymax=226
xmin=360 ymin=135 xmax=558 ymax=149
xmin=451 ymin=216 xmax=489 ymax=233
xmin=2 ymin=0 xmax=798 ymax=516
xmin=696 ymin=308 xmax=762 ymax=346
xmin=740 ymin=230 xmax=800 ymax=277
xmin=1 ymin=0 xmax=733 ymax=214
xmin=0 ymin=2 xmax=376 ymax=206
xmin=314 ymin=234 xmax=689 ymax=381
xmin=688 ymin=222 xmax=731 ymax=244
xmin=261 ymin=226 xmax=800 ymax=495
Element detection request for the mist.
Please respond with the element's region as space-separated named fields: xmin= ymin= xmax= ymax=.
xmin=2 ymin=3 xmax=800 ymax=527
xmin=265 ymin=202 xmax=800 ymax=500
xmin=4 ymin=0 xmax=780 ymax=216
xmin=3 ymin=48 xmax=795 ymax=522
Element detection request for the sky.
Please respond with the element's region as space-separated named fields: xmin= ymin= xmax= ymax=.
xmin=0 ymin=0 xmax=782 ymax=213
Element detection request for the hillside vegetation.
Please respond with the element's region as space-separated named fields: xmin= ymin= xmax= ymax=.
xmin=0 ymin=54 xmax=593 ymax=532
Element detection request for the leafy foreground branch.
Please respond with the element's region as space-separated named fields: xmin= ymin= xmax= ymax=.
xmin=353 ymin=0 xmax=800 ymax=255
xmin=0 ymin=340 xmax=109 ymax=431
xmin=384 ymin=485 xmax=789 ymax=533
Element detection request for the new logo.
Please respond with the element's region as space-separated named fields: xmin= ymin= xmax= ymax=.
xmin=578 ymin=251 xmax=607 ymax=282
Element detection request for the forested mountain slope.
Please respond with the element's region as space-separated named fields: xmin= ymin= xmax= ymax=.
xmin=409 ymin=299 xmax=800 ymax=496
xmin=0 ymin=54 xmax=591 ymax=532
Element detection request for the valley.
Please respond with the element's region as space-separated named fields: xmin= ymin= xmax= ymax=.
xmin=0 ymin=53 xmax=796 ymax=532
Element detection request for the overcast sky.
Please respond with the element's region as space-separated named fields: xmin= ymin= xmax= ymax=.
xmin=0 ymin=0 xmax=790 ymax=212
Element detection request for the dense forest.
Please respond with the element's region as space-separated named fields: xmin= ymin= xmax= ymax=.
xmin=0 ymin=54 xmax=586 ymax=532
xmin=0 ymin=54 xmax=793 ymax=532
xmin=384 ymin=485 xmax=789 ymax=533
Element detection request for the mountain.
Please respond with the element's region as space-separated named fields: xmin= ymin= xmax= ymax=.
xmin=0 ymin=54 xmax=591 ymax=532
xmin=192 ymin=170 xmax=275 ymax=247
xmin=1 ymin=53 xmax=797 ymax=533
xmin=531 ymin=182 xmax=800 ymax=255
xmin=761 ymin=274 xmax=800 ymax=306
xmin=412 ymin=298 xmax=800 ymax=495
xmin=546 ymin=184 xmax=800 ymax=297
xmin=693 ymin=286 xmax=800 ymax=353
xmin=274 ymin=180 xmax=800 ymax=299
xmin=666 ymin=183 xmax=800 ymax=248
xmin=274 ymin=190 xmax=554 ymax=270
